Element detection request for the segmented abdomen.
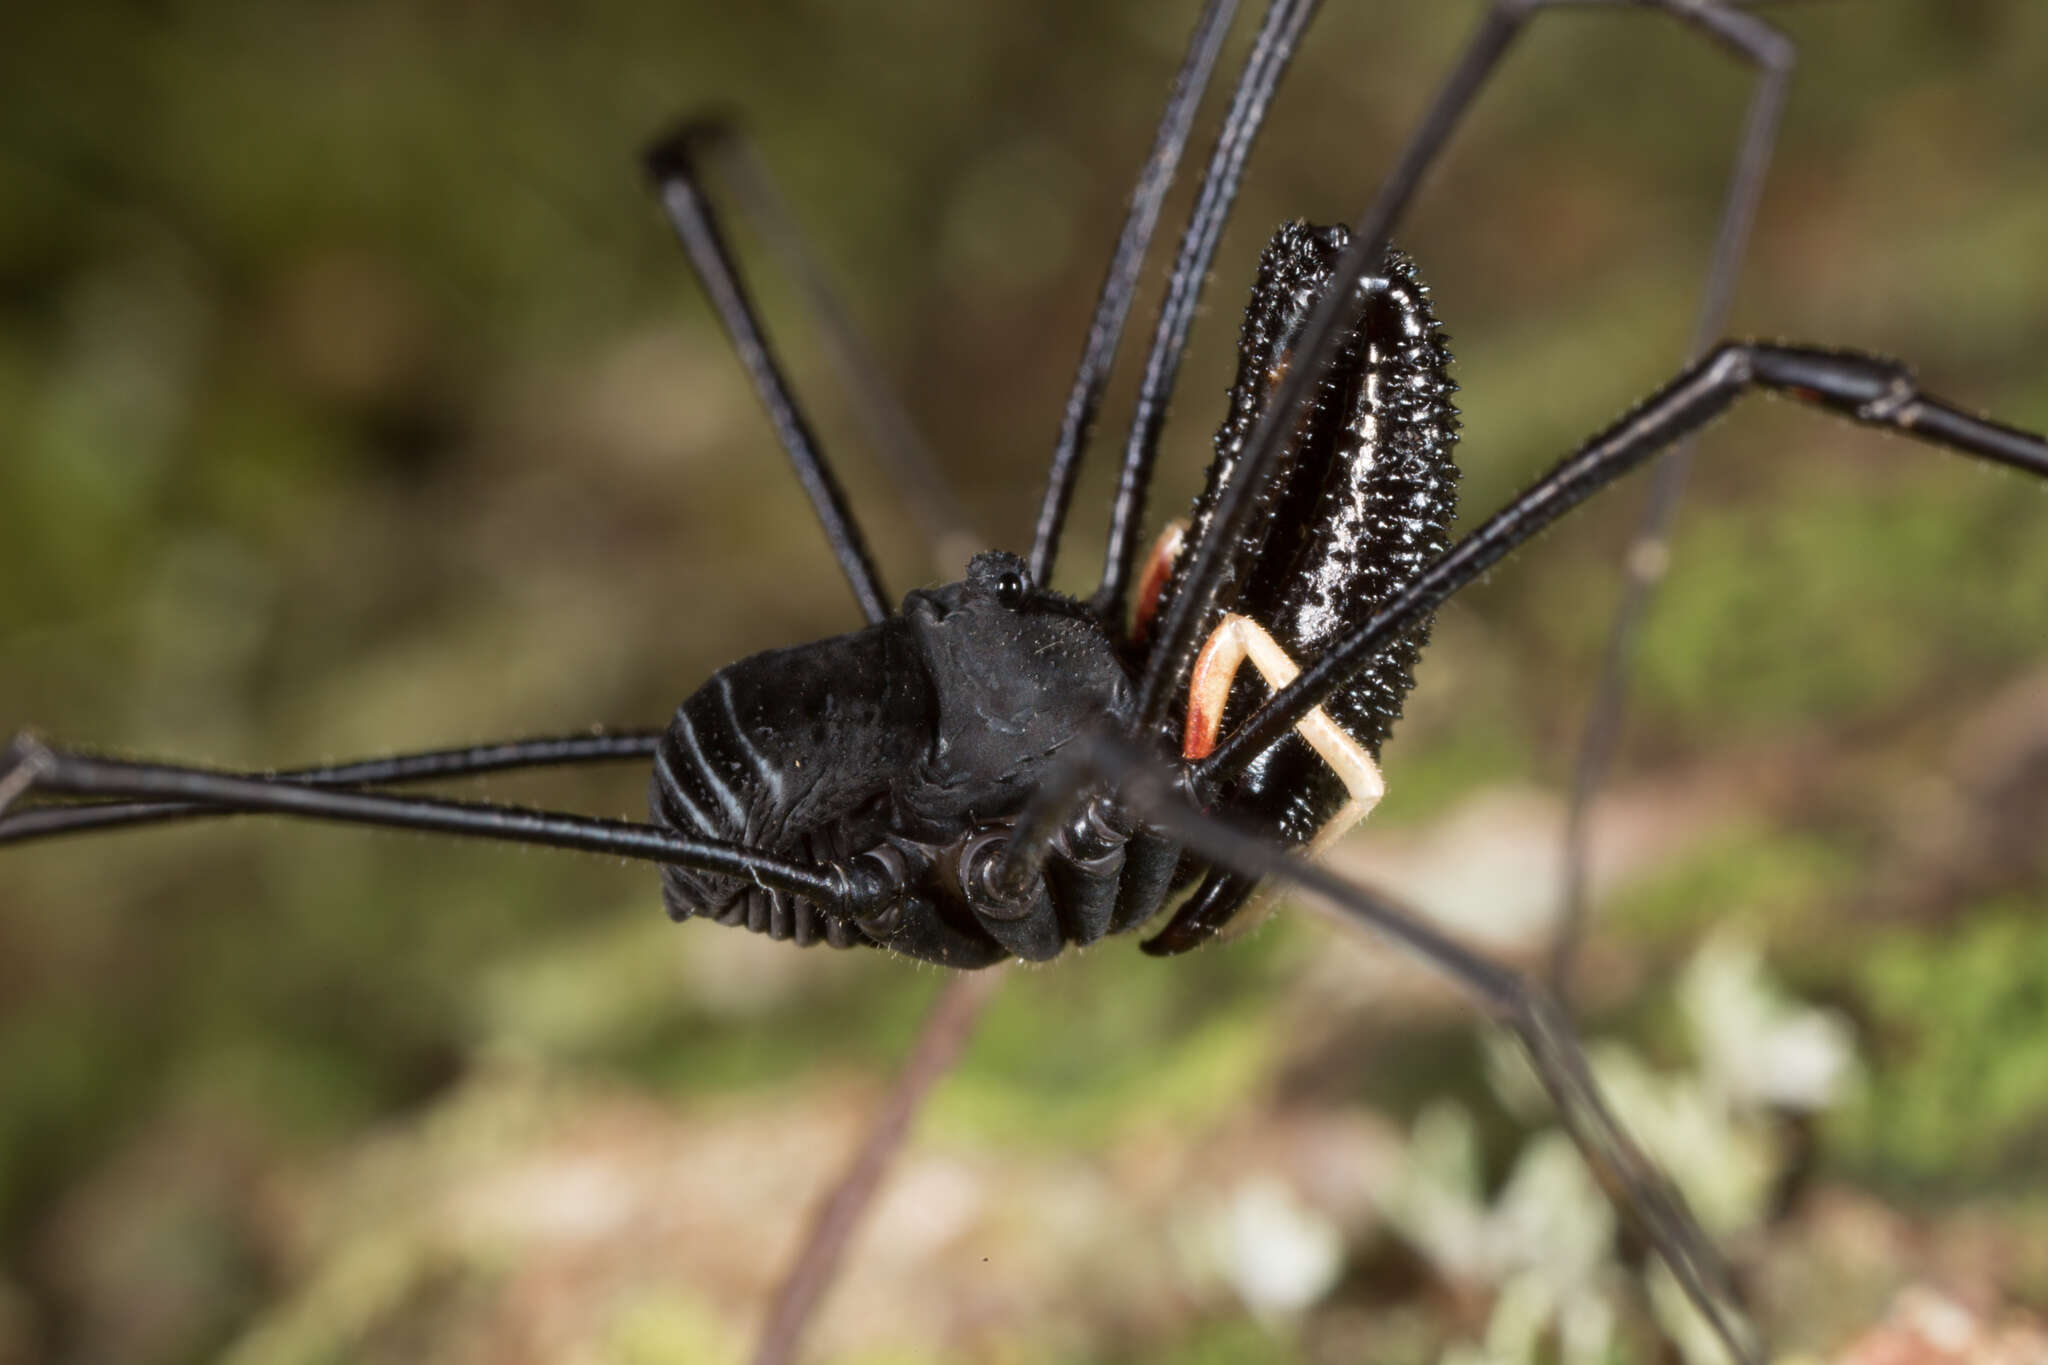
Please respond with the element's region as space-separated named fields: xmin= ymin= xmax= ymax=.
xmin=648 ymin=618 xmax=935 ymax=947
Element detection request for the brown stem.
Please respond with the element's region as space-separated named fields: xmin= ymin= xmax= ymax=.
xmin=751 ymin=968 xmax=1006 ymax=1365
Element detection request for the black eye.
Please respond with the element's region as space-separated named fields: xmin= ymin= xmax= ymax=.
xmin=995 ymin=570 xmax=1026 ymax=607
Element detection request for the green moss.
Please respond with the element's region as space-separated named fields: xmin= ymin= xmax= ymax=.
xmin=934 ymin=924 xmax=1299 ymax=1149
xmin=600 ymin=1292 xmax=746 ymax=1365
xmin=1834 ymin=905 xmax=2048 ymax=1182
xmin=0 ymin=996 xmax=136 ymax=1234
xmin=1608 ymin=825 xmax=1857 ymax=945
xmin=1144 ymin=1315 xmax=1301 ymax=1365
xmin=1637 ymin=474 xmax=2048 ymax=736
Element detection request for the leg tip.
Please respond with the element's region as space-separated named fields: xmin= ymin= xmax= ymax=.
xmin=0 ymin=732 xmax=53 ymax=814
xmin=641 ymin=113 xmax=736 ymax=185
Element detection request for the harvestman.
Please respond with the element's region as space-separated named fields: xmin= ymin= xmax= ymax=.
xmin=6 ymin=2 xmax=2046 ymax=1362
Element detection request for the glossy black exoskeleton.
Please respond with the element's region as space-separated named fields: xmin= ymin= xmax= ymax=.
xmin=645 ymin=223 xmax=1459 ymax=968
xmin=650 ymin=549 xmax=1148 ymax=967
xmin=1146 ymin=223 xmax=1459 ymax=949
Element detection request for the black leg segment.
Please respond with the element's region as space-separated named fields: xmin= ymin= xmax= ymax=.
xmin=1199 ymin=343 xmax=2048 ymax=783
xmin=1554 ymin=0 xmax=1796 ymax=999
xmin=0 ymin=729 xmax=663 ymax=847
xmin=1070 ymin=734 xmax=1762 ymax=1365
xmin=681 ymin=118 xmax=980 ymax=575
xmin=1026 ymin=0 xmax=1241 ymax=586
xmin=645 ymin=124 xmax=891 ymax=624
xmin=1 ymin=735 xmax=900 ymax=918
xmin=1129 ymin=0 xmax=1798 ymax=737
xmin=1090 ymin=0 xmax=1324 ymax=626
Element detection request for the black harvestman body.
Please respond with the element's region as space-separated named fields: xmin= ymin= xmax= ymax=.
xmin=3 ymin=3 xmax=2047 ymax=1361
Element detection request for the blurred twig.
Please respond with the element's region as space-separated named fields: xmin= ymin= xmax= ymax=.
xmin=751 ymin=968 xmax=1005 ymax=1365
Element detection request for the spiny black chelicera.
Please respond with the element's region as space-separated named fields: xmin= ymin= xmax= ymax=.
xmin=649 ymin=222 xmax=1459 ymax=967
xmin=1146 ymin=222 xmax=1459 ymax=949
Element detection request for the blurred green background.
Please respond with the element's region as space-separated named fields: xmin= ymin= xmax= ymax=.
xmin=2 ymin=2 xmax=2046 ymax=1362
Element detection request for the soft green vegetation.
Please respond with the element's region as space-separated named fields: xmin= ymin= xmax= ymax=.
xmin=1637 ymin=475 xmax=2048 ymax=735
xmin=1838 ymin=907 xmax=2048 ymax=1184
xmin=1608 ymin=825 xmax=1859 ymax=957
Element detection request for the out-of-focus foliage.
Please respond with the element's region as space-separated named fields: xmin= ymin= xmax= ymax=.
xmin=1841 ymin=910 xmax=2048 ymax=1181
xmin=1376 ymin=934 xmax=1857 ymax=1365
xmin=2 ymin=1 xmax=2046 ymax=1362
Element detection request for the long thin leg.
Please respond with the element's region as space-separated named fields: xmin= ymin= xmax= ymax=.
xmin=1089 ymin=0 xmax=1323 ymax=626
xmin=1074 ymin=735 xmax=1761 ymax=1365
xmin=751 ymin=11 xmax=1246 ymax=1347
xmin=1131 ymin=0 xmax=1800 ymax=737
xmin=1025 ymin=0 xmax=1241 ymax=586
xmin=644 ymin=126 xmax=891 ymax=624
xmin=0 ymin=729 xmax=663 ymax=846
xmin=1198 ymin=344 xmax=2048 ymax=783
xmin=761 ymin=12 xmax=1245 ymax=1356
xmin=0 ymin=736 xmax=899 ymax=914
xmin=684 ymin=119 xmax=984 ymax=577
xmin=1553 ymin=0 xmax=1794 ymax=1000
xmin=750 ymin=969 xmax=1004 ymax=1365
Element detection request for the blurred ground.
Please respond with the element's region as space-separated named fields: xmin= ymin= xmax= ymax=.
xmin=2 ymin=2 xmax=2047 ymax=1362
